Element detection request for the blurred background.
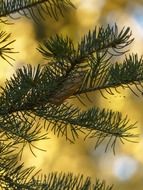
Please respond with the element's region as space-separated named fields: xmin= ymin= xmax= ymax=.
xmin=1 ymin=0 xmax=143 ymax=189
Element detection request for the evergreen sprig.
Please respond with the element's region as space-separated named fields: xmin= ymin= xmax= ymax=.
xmin=107 ymin=54 xmax=143 ymax=96
xmin=0 ymin=63 xmax=138 ymax=152
xmin=34 ymin=103 xmax=137 ymax=151
xmin=1 ymin=169 xmax=113 ymax=190
xmin=0 ymin=0 xmax=74 ymax=22
xmin=38 ymin=24 xmax=133 ymax=63
xmin=76 ymin=54 xmax=143 ymax=97
xmin=0 ymin=31 xmax=17 ymax=65
xmin=1 ymin=141 xmax=113 ymax=190
xmin=0 ymin=0 xmax=141 ymax=188
xmin=38 ymin=25 xmax=134 ymax=94
xmin=30 ymin=173 xmax=113 ymax=190
xmin=0 ymin=113 xmax=48 ymax=146
xmin=38 ymin=35 xmax=76 ymax=61
xmin=78 ymin=24 xmax=133 ymax=57
xmin=38 ymin=26 xmax=143 ymax=100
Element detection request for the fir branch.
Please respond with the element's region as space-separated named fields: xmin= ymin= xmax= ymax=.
xmin=30 ymin=173 xmax=113 ymax=190
xmin=0 ymin=141 xmax=16 ymax=157
xmin=0 ymin=113 xmax=48 ymax=150
xmin=0 ymin=0 xmax=138 ymax=188
xmin=0 ymin=131 xmax=113 ymax=190
xmin=0 ymin=0 xmax=75 ymax=22
xmin=0 ymin=144 xmax=22 ymax=189
xmin=38 ymin=24 xmax=133 ymax=64
xmin=0 ymin=64 xmax=51 ymax=115
xmin=107 ymin=54 xmax=143 ymax=95
xmin=34 ymin=104 xmax=137 ymax=151
xmin=78 ymin=24 xmax=133 ymax=58
xmin=38 ymin=35 xmax=76 ymax=61
xmin=1 ymin=162 xmax=36 ymax=190
xmin=0 ymin=31 xmax=17 ymax=65
xmin=0 ymin=63 xmax=81 ymax=148
xmin=0 ymin=63 xmax=137 ymax=150
xmin=1 ymin=170 xmax=113 ymax=190
xmin=76 ymin=54 xmax=143 ymax=97
xmin=0 ymin=64 xmax=83 ymax=113
xmin=38 ymin=25 xmax=133 ymax=82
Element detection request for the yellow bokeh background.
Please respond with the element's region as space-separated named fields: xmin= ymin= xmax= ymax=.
xmin=1 ymin=0 xmax=143 ymax=189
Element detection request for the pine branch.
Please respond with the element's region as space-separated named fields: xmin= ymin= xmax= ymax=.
xmin=0 ymin=0 xmax=138 ymax=188
xmin=38 ymin=24 xmax=134 ymax=86
xmin=38 ymin=35 xmax=76 ymax=61
xmin=1 ymin=168 xmax=113 ymax=190
xmin=0 ymin=112 xmax=48 ymax=155
xmin=30 ymin=173 xmax=113 ymax=190
xmin=78 ymin=24 xmax=133 ymax=57
xmin=0 ymin=128 xmax=113 ymax=190
xmin=34 ymin=104 xmax=137 ymax=152
xmin=0 ymin=63 xmax=137 ymax=151
xmin=107 ymin=54 xmax=143 ymax=95
xmin=38 ymin=24 xmax=133 ymax=63
xmin=0 ymin=142 xmax=23 ymax=189
xmin=0 ymin=64 xmax=83 ymax=114
xmin=0 ymin=31 xmax=17 ymax=65
xmin=38 ymin=27 xmax=142 ymax=100
xmin=76 ymin=54 xmax=143 ymax=97
xmin=0 ymin=64 xmax=81 ymax=151
xmin=1 ymin=162 xmax=36 ymax=190
xmin=0 ymin=0 xmax=75 ymax=22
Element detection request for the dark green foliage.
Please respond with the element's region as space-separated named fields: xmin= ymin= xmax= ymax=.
xmin=78 ymin=24 xmax=133 ymax=57
xmin=107 ymin=54 xmax=143 ymax=95
xmin=0 ymin=0 xmax=141 ymax=189
xmin=38 ymin=35 xmax=76 ymax=61
xmin=1 ymin=141 xmax=112 ymax=190
xmin=0 ymin=62 xmax=137 ymax=152
xmin=0 ymin=0 xmax=74 ymax=22
xmin=0 ymin=31 xmax=17 ymax=65
xmin=38 ymin=24 xmax=133 ymax=67
xmin=29 ymin=173 xmax=113 ymax=190
xmin=76 ymin=53 xmax=143 ymax=96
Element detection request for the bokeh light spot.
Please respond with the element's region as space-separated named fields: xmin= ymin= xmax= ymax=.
xmin=113 ymin=155 xmax=138 ymax=181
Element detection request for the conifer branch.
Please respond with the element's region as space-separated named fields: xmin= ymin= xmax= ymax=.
xmin=38 ymin=24 xmax=133 ymax=63
xmin=0 ymin=31 xmax=17 ymax=65
xmin=34 ymin=104 xmax=137 ymax=151
xmin=38 ymin=25 xmax=143 ymax=100
xmin=38 ymin=26 xmax=143 ymax=99
xmin=1 ymin=161 xmax=36 ymax=190
xmin=0 ymin=0 xmax=139 ymax=188
xmin=0 ymin=138 xmax=113 ymax=190
xmin=38 ymin=25 xmax=134 ymax=88
xmin=78 ymin=24 xmax=133 ymax=57
xmin=0 ymin=0 xmax=75 ymax=21
xmin=76 ymin=54 xmax=143 ymax=97
xmin=38 ymin=35 xmax=76 ymax=61
xmin=0 ymin=62 xmax=137 ymax=151
xmin=1 ymin=169 xmax=113 ymax=190
xmin=0 ymin=64 xmax=83 ymax=115
xmin=0 ymin=113 xmax=48 ymax=152
xmin=30 ymin=173 xmax=113 ymax=190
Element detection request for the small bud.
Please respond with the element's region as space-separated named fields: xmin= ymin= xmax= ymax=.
xmin=48 ymin=72 xmax=85 ymax=105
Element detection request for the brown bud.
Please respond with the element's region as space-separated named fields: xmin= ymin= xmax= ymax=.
xmin=48 ymin=72 xmax=85 ymax=105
